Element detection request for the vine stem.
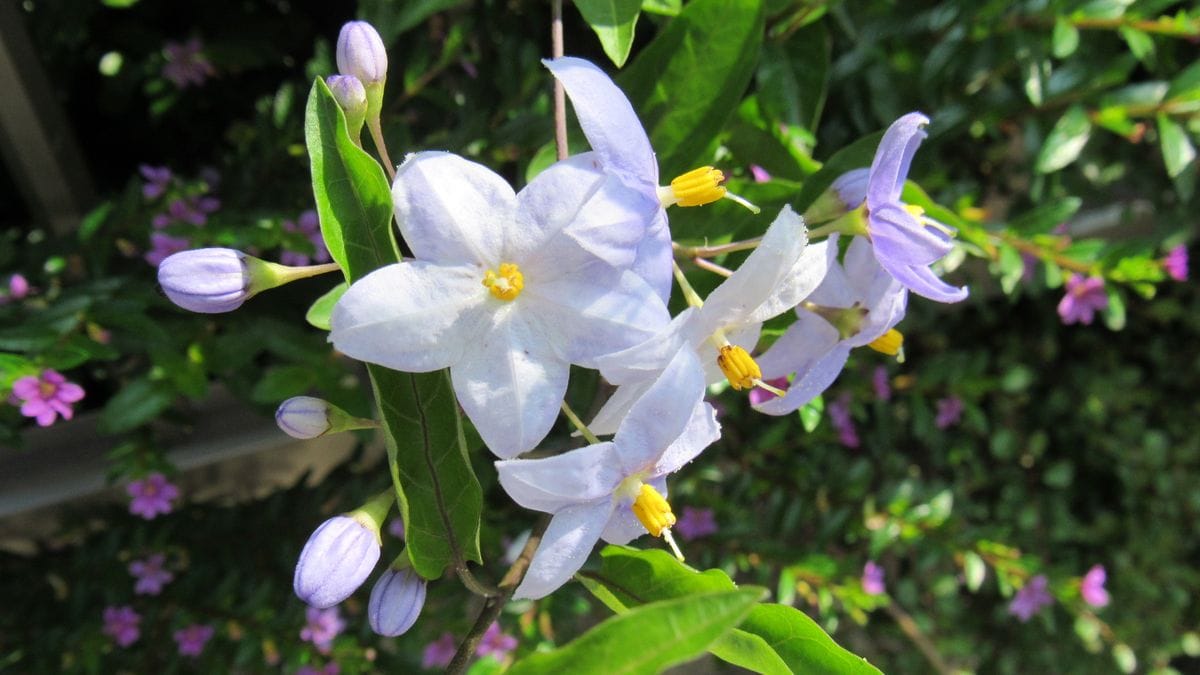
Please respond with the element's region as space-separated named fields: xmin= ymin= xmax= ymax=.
xmin=883 ymin=601 xmax=954 ymax=675
xmin=552 ymin=0 xmax=568 ymax=161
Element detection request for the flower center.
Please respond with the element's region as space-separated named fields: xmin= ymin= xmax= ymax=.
xmin=38 ymin=381 xmax=57 ymax=398
xmin=867 ymin=328 xmax=904 ymax=357
xmin=658 ymin=166 xmax=727 ymax=208
xmin=630 ymin=483 xmax=675 ymax=537
xmin=804 ymin=301 xmax=869 ymax=340
xmin=481 ymin=263 xmax=524 ymax=301
xmin=716 ymin=344 xmax=761 ymax=391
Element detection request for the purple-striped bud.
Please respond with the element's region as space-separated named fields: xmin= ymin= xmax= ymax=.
xmin=326 ymin=75 xmax=368 ymax=141
xmin=831 ymin=168 xmax=869 ymax=210
xmin=158 ymin=248 xmax=257 ymax=313
xmin=293 ymin=515 xmax=382 ymax=608
xmin=276 ymin=397 xmax=332 ymax=439
xmin=336 ymin=22 xmax=387 ymax=86
xmin=368 ymin=566 xmax=426 ymax=637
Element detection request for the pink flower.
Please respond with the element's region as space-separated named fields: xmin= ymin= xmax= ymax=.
xmin=139 ymin=165 xmax=173 ymax=200
xmin=129 ymin=553 xmax=174 ymax=595
xmin=162 ymin=38 xmax=215 ymax=88
xmin=1057 ymin=274 xmax=1108 ymax=325
xmin=934 ymin=396 xmax=964 ymax=429
xmin=748 ymin=376 xmax=789 ymax=407
xmin=872 ymin=366 xmax=891 ymax=401
xmin=1008 ymin=574 xmax=1053 ymax=622
xmin=475 ymin=622 xmax=517 ymax=660
xmin=300 ymin=606 xmax=345 ymax=655
xmin=144 ymin=233 xmax=190 ymax=267
xmin=103 ymin=605 xmax=141 ymax=647
xmin=749 ymin=164 xmax=772 ymax=183
xmin=10 ymin=369 xmax=84 ymax=427
xmin=422 ymin=633 xmax=457 ymax=669
xmin=674 ymin=506 xmax=717 ymax=541
xmin=1081 ymin=564 xmax=1110 ymax=608
xmin=174 ymin=623 xmax=215 ymax=656
xmin=828 ymin=393 xmax=860 ymax=448
xmin=0 ymin=273 xmax=31 ymax=304
xmin=1164 ymin=244 xmax=1188 ymax=282
xmin=862 ymin=561 xmax=885 ymax=595
xmin=127 ymin=473 xmax=180 ymax=519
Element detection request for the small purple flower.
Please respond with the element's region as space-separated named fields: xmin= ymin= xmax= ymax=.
xmin=281 ymin=210 xmax=330 ymax=267
xmin=422 ymin=633 xmax=457 ymax=670
xmin=387 ymin=517 xmax=405 ymax=540
xmin=1081 ymin=564 xmax=1110 ymax=608
xmin=674 ymin=506 xmax=717 ymax=541
xmin=1057 ymin=274 xmax=1108 ymax=325
xmin=145 ymin=232 xmax=190 ymax=267
xmin=864 ymin=113 xmax=968 ymax=303
xmin=162 ymin=38 xmax=215 ymax=89
xmin=129 ymin=553 xmax=174 ymax=595
xmin=297 ymin=664 xmax=341 ymax=675
xmin=0 ymin=272 xmax=32 ymax=304
xmin=749 ymin=164 xmax=771 ymax=183
xmin=935 ymin=396 xmax=964 ymax=429
xmin=475 ymin=622 xmax=517 ymax=660
xmin=103 ymin=605 xmax=141 ymax=647
xmin=10 ymin=369 xmax=84 ymax=427
xmin=127 ymin=472 xmax=180 ymax=519
xmin=1009 ymin=574 xmax=1053 ymax=622
xmin=174 ymin=623 xmax=215 ymax=656
xmin=1164 ymin=244 xmax=1188 ymax=282
xmin=139 ymin=165 xmax=173 ymax=200
xmin=828 ymin=393 xmax=860 ymax=448
xmin=872 ymin=366 xmax=892 ymax=402
xmin=862 ymin=561 xmax=886 ymax=595
xmin=748 ymin=376 xmax=789 ymax=407
xmin=293 ymin=515 xmax=382 ymax=608
xmin=300 ymin=606 xmax=345 ymax=654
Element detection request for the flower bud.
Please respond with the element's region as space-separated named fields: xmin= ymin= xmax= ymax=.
xmin=159 ymin=248 xmax=339 ymax=314
xmin=294 ymin=514 xmax=383 ymax=608
xmin=336 ymin=21 xmax=387 ymax=121
xmin=276 ymin=397 xmax=332 ymax=439
xmin=803 ymin=168 xmax=870 ymax=225
xmin=327 ymin=75 xmax=368 ymax=141
xmin=368 ymin=565 xmax=426 ymax=637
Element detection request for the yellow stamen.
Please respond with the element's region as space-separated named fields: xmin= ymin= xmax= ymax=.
xmin=630 ymin=483 xmax=676 ymax=537
xmin=660 ymin=166 xmax=726 ymax=207
xmin=481 ymin=263 xmax=524 ymax=301
xmin=717 ymin=344 xmax=762 ymax=391
xmin=868 ymin=329 xmax=904 ymax=357
xmin=903 ymin=204 xmax=956 ymax=237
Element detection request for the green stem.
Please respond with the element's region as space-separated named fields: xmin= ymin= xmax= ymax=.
xmin=560 ymin=401 xmax=601 ymax=445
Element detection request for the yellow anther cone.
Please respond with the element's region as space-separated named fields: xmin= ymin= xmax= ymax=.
xmin=630 ymin=483 xmax=676 ymax=537
xmin=482 ymin=263 xmax=524 ymax=301
xmin=868 ymin=329 xmax=904 ymax=356
xmin=717 ymin=344 xmax=761 ymax=391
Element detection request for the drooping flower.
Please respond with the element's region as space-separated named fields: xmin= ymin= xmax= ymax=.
xmin=1081 ymin=564 xmax=1110 ymax=608
xmin=103 ymin=605 xmax=141 ymax=647
xmin=872 ymin=366 xmax=892 ymax=401
xmin=144 ymin=232 xmax=190 ymax=267
xmin=862 ymin=561 xmax=886 ymax=595
xmin=1057 ymin=274 xmax=1108 ymax=325
xmin=496 ymin=349 xmax=719 ymax=598
xmin=174 ymin=623 xmax=215 ymax=656
xmin=827 ymin=393 xmax=860 ymax=448
xmin=300 ymin=606 xmax=345 ymax=654
xmin=162 ymin=38 xmax=215 ymax=88
xmin=367 ymin=566 xmax=426 ymax=637
xmin=1009 ymin=574 xmax=1053 ymax=622
xmin=476 ymin=622 xmax=518 ymax=660
xmin=129 ymin=552 xmax=174 ymax=595
xmin=935 ymin=396 xmax=964 ymax=429
xmin=752 ymin=235 xmax=907 ymax=416
xmin=10 ymin=369 xmax=84 ymax=427
xmin=330 ymin=151 xmax=670 ymax=458
xmin=127 ymin=472 xmax=180 ymax=519
xmin=862 ymin=113 xmax=967 ymax=303
xmin=139 ymin=165 xmax=173 ymax=200
xmin=674 ymin=506 xmax=717 ymax=541
xmin=422 ymin=633 xmax=457 ymax=669
xmin=1163 ymin=244 xmax=1188 ymax=282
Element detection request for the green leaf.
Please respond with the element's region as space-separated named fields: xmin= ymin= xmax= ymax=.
xmin=1157 ymin=113 xmax=1196 ymax=178
xmin=1052 ymin=17 xmax=1080 ymax=58
xmin=575 ymin=0 xmax=642 ymax=68
xmin=739 ymin=604 xmax=882 ymax=675
xmin=964 ymin=551 xmax=986 ymax=592
xmin=305 ymin=78 xmax=482 ymax=577
xmin=359 ymin=0 xmax=470 ymax=44
xmin=792 ymin=131 xmax=884 ymax=213
xmin=507 ymin=589 xmax=764 ymax=675
xmin=99 ymin=378 xmax=175 ymax=434
xmin=757 ymin=21 xmax=830 ymax=132
xmin=305 ymin=282 xmax=348 ymax=331
xmin=998 ymin=244 xmax=1025 ymax=295
xmin=251 ymin=365 xmax=318 ymax=404
xmin=1036 ymin=105 xmax=1092 ymax=173
xmin=1007 ymin=196 xmax=1082 ymax=236
xmin=641 ymin=0 xmax=680 ymax=15
xmin=1165 ymin=60 xmax=1200 ymax=102
xmin=1118 ymin=26 xmax=1154 ymax=65
xmin=799 ymin=394 xmax=824 ymax=433
xmin=619 ymin=0 xmax=765 ymax=178
xmin=1103 ymin=285 xmax=1126 ymax=331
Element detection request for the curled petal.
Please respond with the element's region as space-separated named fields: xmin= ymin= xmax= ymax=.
xmin=867 ymin=112 xmax=929 ymax=206
xmin=869 ymin=203 xmax=952 ymax=267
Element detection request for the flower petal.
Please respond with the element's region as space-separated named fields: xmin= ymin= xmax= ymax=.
xmin=496 ymin=442 xmax=625 ymax=513
xmin=330 ymin=262 xmax=487 ymax=372
xmin=700 ymin=206 xmax=807 ymax=330
xmin=392 ymin=152 xmax=516 ymax=266
xmin=756 ymin=312 xmax=841 ymax=382
xmin=450 ymin=311 xmax=570 ymax=458
xmin=587 ymin=379 xmax=651 ymax=437
xmin=653 ymin=402 xmax=720 ymax=476
xmin=544 ymin=57 xmax=658 ymax=192
xmin=594 ymin=309 xmax=697 ymax=386
xmin=513 ymin=502 xmax=612 ymax=599
xmin=613 ymin=349 xmax=707 ymax=473
xmin=869 ymin=203 xmax=952 ymax=267
xmin=746 ymin=236 xmax=836 ymax=323
xmin=632 ymin=209 xmax=673 ymax=304
xmin=867 ymin=112 xmax=929 ymax=206
xmin=877 ymin=257 xmax=968 ymax=304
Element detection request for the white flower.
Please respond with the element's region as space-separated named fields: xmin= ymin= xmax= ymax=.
xmin=496 ymin=348 xmax=719 ymax=599
xmin=330 ymin=152 xmax=669 ymax=458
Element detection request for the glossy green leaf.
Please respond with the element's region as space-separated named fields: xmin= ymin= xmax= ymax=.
xmin=1118 ymin=26 xmax=1154 ymax=65
xmin=1157 ymin=113 xmax=1196 ymax=178
xmin=99 ymin=378 xmax=175 ymax=434
xmin=507 ymin=589 xmax=764 ymax=675
xmin=305 ymin=78 xmax=482 ymax=577
xmin=575 ymin=0 xmax=642 ymax=68
xmin=1007 ymin=196 xmax=1082 ymax=236
xmin=305 ymin=281 xmax=348 ymax=331
xmin=619 ymin=0 xmax=765 ymax=178
xmin=1036 ymin=105 xmax=1092 ymax=173
xmin=1052 ymin=17 xmax=1079 ymax=58
xmin=799 ymin=394 xmax=824 ymax=433
xmin=757 ymin=21 xmax=830 ymax=132
xmin=641 ymin=0 xmax=680 ymax=15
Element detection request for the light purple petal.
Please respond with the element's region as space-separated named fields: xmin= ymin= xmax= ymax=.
xmin=513 ymin=502 xmax=612 ymax=599
xmin=495 ymin=442 xmax=625 ymax=513
xmin=870 ymin=203 xmax=952 ymax=267
xmin=746 ymin=236 xmax=836 ymax=323
xmin=593 ymin=308 xmax=697 ymax=385
xmin=867 ymin=112 xmax=929 ymax=206
xmin=612 ymin=349 xmax=707 ymax=474
xmin=652 ymin=402 xmax=720 ymax=476
xmin=587 ymin=379 xmax=651 ymax=437
xmin=876 ymin=255 xmax=968 ymax=304
xmin=631 ymin=209 xmax=673 ymax=304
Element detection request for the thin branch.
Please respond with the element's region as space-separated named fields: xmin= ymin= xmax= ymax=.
xmin=552 ymin=0 xmax=568 ymax=161
xmin=882 ymin=601 xmax=954 ymax=675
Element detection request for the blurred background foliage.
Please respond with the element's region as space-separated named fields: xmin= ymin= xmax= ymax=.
xmin=0 ymin=0 xmax=1196 ymax=672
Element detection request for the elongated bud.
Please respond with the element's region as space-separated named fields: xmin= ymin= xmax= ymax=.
xmin=326 ymin=75 xmax=367 ymax=142
xmin=803 ymin=168 xmax=869 ymax=224
xmin=158 ymin=248 xmax=339 ymax=314
xmin=293 ymin=492 xmax=392 ymax=608
xmin=368 ymin=561 xmax=426 ymax=637
xmin=336 ymin=21 xmax=387 ymax=119
xmin=275 ymin=396 xmax=377 ymax=440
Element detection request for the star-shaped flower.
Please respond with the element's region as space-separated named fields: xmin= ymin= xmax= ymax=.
xmin=752 ymin=235 xmax=907 ymax=416
xmin=330 ymin=152 xmax=669 ymax=458
xmin=496 ymin=348 xmax=719 ymax=598
xmin=863 ymin=113 xmax=967 ymax=303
